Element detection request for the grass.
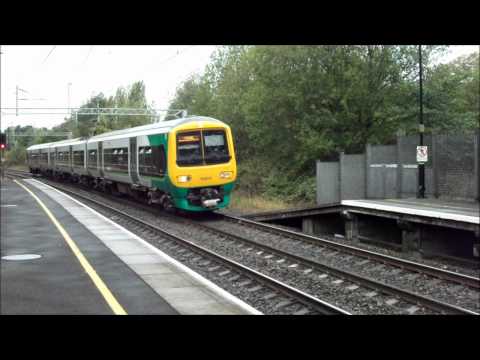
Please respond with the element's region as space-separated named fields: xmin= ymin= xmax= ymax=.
xmin=227 ymin=189 xmax=304 ymax=214
xmin=7 ymin=164 xmax=29 ymax=171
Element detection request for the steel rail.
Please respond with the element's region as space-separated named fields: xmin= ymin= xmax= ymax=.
xmin=221 ymin=214 xmax=480 ymax=290
xmin=183 ymin=218 xmax=479 ymax=315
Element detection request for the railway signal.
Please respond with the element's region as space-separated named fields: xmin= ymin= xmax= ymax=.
xmin=0 ymin=132 xmax=6 ymax=150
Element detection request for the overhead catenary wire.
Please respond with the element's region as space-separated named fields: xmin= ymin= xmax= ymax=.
xmin=42 ymin=46 xmax=57 ymax=65
xmin=83 ymin=46 xmax=94 ymax=65
xmin=157 ymin=45 xmax=195 ymax=66
xmin=141 ymin=45 xmax=196 ymax=76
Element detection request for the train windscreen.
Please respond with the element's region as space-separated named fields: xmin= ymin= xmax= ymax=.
xmin=177 ymin=132 xmax=203 ymax=166
xmin=203 ymin=130 xmax=230 ymax=164
xmin=176 ymin=130 xmax=230 ymax=166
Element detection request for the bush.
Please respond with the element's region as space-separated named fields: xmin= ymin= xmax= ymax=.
xmin=236 ymin=158 xmax=316 ymax=205
xmin=4 ymin=145 xmax=27 ymax=167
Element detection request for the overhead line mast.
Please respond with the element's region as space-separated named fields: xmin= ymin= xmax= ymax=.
xmin=418 ymin=45 xmax=425 ymax=199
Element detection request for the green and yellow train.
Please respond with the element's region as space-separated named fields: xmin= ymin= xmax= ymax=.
xmin=26 ymin=117 xmax=237 ymax=211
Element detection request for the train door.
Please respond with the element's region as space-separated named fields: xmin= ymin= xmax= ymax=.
xmin=84 ymin=142 xmax=88 ymax=171
xmin=69 ymin=145 xmax=73 ymax=171
xmin=99 ymin=141 xmax=104 ymax=177
xmin=129 ymin=137 xmax=139 ymax=184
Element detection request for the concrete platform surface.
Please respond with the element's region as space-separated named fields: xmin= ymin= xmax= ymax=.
xmin=342 ymin=198 xmax=479 ymax=224
xmin=1 ymin=178 xmax=259 ymax=315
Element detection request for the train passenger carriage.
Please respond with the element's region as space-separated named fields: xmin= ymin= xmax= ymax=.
xmin=27 ymin=142 xmax=53 ymax=174
xmin=26 ymin=116 xmax=237 ymax=212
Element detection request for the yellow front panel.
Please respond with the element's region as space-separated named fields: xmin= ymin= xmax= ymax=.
xmin=168 ymin=120 xmax=237 ymax=188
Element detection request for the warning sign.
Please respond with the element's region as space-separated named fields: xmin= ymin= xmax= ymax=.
xmin=416 ymin=146 xmax=428 ymax=163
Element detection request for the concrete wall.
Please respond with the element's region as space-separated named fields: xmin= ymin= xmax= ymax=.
xmin=366 ymin=144 xmax=397 ymax=199
xmin=316 ymin=161 xmax=339 ymax=205
xmin=340 ymin=153 xmax=365 ymax=200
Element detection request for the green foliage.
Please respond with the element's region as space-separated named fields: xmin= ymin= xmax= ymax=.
xmin=423 ymin=52 xmax=480 ymax=131
xmin=4 ymin=143 xmax=26 ymax=166
xmin=60 ymin=81 xmax=155 ymax=138
xmin=167 ymin=45 xmax=479 ymax=203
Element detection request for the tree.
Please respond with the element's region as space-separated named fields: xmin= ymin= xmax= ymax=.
xmin=423 ymin=52 xmax=479 ymax=131
xmin=63 ymin=81 xmax=155 ymax=137
xmin=167 ymin=45 xmax=466 ymax=202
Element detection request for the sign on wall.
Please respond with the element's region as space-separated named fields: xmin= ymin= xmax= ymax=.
xmin=416 ymin=146 xmax=428 ymax=163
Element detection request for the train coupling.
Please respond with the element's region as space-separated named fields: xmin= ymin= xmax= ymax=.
xmin=202 ymin=198 xmax=221 ymax=208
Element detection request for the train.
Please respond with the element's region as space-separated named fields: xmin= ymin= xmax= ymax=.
xmin=26 ymin=116 xmax=237 ymax=212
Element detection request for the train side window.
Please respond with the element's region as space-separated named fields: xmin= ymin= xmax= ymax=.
xmin=117 ymin=148 xmax=128 ymax=171
xmin=63 ymin=151 xmax=70 ymax=164
xmin=104 ymin=149 xmax=111 ymax=168
xmin=73 ymin=151 xmax=84 ymax=167
xmin=104 ymin=147 xmax=128 ymax=173
xmin=88 ymin=150 xmax=97 ymax=169
xmin=139 ymin=145 xmax=166 ymax=177
xmin=40 ymin=152 xmax=48 ymax=164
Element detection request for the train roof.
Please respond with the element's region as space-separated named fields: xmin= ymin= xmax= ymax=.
xmin=27 ymin=138 xmax=83 ymax=151
xmin=87 ymin=116 xmax=224 ymax=142
xmin=27 ymin=142 xmax=56 ymax=151
xmin=26 ymin=116 xmax=226 ymax=150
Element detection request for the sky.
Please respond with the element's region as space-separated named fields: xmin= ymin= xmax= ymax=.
xmin=0 ymin=45 xmax=478 ymax=131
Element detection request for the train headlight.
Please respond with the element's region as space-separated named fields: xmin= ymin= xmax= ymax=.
xmin=219 ymin=171 xmax=233 ymax=179
xmin=177 ymin=175 xmax=192 ymax=183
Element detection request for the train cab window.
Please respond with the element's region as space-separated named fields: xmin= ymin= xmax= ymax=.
xmin=88 ymin=150 xmax=97 ymax=169
xmin=139 ymin=145 xmax=166 ymax=177
xmin=203 ymin=130 xmax=230 ymax=164
xmin=73 ymin=150 xmax=84 ymax=167
xmin=176 ymin=131 xmax=203 ymax=166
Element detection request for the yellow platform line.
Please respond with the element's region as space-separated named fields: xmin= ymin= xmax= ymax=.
xmin=14 ymin=179 xmax=127 ymax=315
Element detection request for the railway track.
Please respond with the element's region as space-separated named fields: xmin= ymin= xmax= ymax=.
xmin=7 ymin=169 xmax=479 ymax=314
xmin=4 ymin=170 xmax=349 ymax=315
xmin=216 ymin=214 xmax=480 ymax=289
xmin=172 ymin=215 xmax=480 ymax=315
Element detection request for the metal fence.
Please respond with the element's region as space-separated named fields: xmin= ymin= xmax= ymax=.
xmin=316 ymin=131 xmax=479 ymax=204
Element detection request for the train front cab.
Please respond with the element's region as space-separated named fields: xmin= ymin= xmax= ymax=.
xmin=166 ymin=120 xmax=237 ymax=212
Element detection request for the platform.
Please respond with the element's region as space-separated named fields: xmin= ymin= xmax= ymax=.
xmin=339 ymin=198 xmax=479 ymax=259
xmin=0 ymin=177 xmax=259 ymax=315
xmin=242 ymin=197 xmax=479 ymax=260
xmin=341 ymin=198 xmax=479 ymax=225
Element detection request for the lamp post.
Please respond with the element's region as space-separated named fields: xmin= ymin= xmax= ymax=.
xmin=68 ymin=82 xmax=72 ymax=111
xmin=417 ymin=45 xmax=426 ymax=199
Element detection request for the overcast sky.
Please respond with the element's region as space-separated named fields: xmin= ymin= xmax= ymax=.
xmin=0 ymin=45 xmax=478 ymax=131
